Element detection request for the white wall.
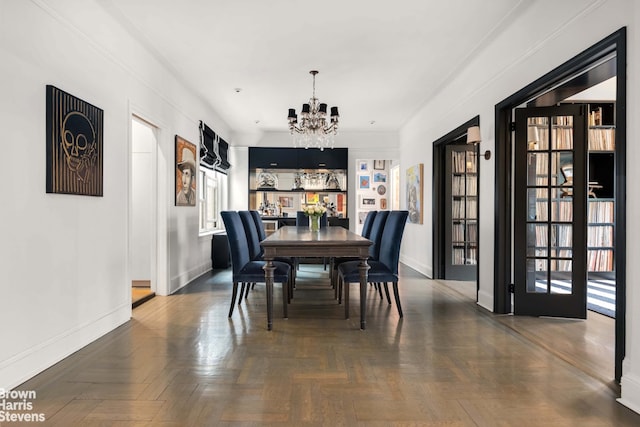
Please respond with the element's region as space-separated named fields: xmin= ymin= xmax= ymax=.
xmin=398 ymin=0 xmax=639 ymax=414
xmin=0 ymin=0 xmax=230 ymax=389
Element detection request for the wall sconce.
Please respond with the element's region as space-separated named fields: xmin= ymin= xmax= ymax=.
xmin=466 ymin=125 xmax=491 ymax=160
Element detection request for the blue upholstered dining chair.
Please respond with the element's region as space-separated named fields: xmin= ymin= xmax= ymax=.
xmin=337 ymin=210 xmax=409 ymax=319
xmin=221 ymin=211 xmax=291 ymax=319
xmin=330 ymin=210 xmax=378 ymax=293
xmin=295 ymin=211 xmax=328 ymax=227
xmin=240 ymin=210 xmax=296 ymax=300
xmin=335 ymin=210 xmax=390 ymax=301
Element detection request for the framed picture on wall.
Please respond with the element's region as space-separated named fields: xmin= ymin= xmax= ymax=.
xmin=374 ymin=159 xmax=386 ymax=170
xmin=360 ymin=196 xmax=376 ymax=208
xmin=373 ymin=172 xmax=387 ymax=183
xmin=406 ymin=163 xmax=424 ymax=223
xmin=380 ymin=198 xmax=388 ymax=209
xmin=359 ymin=175 xmax=370 ymax=189
xmin=46 ymin=85 xmax=104 ymax=196
xmin=306 ymin=192 xmax=319 ymax=204
xmin=279 ymin=196 xmax=293 ymax=208
xmin=175 ymin=135 xmax=197 ymax=206
xmin=358 ymin=161 xmax=368 ymax=171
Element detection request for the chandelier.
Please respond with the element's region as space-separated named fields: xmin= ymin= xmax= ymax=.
xmin=287 ymin=70 xmax=339 ymax=151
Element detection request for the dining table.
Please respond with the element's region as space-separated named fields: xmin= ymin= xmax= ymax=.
xmin=260 ymin=225 xmax=372 ymax=331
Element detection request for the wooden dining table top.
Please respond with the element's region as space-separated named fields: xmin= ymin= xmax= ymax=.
xmin=260 ymin=226 xmax=372 ymax=258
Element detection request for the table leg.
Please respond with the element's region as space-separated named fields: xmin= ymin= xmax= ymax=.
xmin=358 ymin=256 xmax=370 ymax=330
xmin=263 ymin=258 xmax=275 ymax=331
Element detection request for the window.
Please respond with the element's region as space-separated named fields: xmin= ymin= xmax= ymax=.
xmin=199 ymin=168 xmax=227 ymax=234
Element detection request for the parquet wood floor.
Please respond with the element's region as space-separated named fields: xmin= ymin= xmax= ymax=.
xmin=11 ymin=265 xmax=640 ymax=426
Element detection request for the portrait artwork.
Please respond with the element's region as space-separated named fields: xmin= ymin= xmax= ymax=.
xmin=175 ymin=135 xmax=197 ymax=206
xmin=406 ymin=163 xmax=424 ymax=223
xmin=46 ymin=85 xmax=103 ymax=196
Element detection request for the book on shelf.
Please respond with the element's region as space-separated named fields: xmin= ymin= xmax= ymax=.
xmin=588 ymin=249 xmax=614 ymax=271
xmin=588 ymin=200 xmax=614 ymax=223
xmin=588 ymin=128 xmax=615 ymax=150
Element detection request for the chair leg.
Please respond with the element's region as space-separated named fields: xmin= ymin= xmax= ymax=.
xmin=324 ymin=257 xmax=327 ymax=270
xmin=229 ymin=282 xmax=239 ymax=317
xmin=282 ymin=280 xmax=289 ymax=318
xmin=238 ymin=283 xmax=246 ymax=305
xmin=288 ymin=273 xmax=293 ymax=304
xmin=376 ymin=282 xmax=384 ymax=300
xmin=344 ymin=278 xmax=350 ymax=318
xmin=392 ymin=281 xmax=403 ymax=318
xmin=244 ymin=283 xmax=252 ymax=300
xmin=329 ymin=258 xmax=335 ymax=289
xmin=383 ymin=282 xmax=392 ymax=305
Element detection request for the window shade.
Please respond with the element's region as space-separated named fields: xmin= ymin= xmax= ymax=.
xmin=199 ymin=121 xmax=231 ymax=173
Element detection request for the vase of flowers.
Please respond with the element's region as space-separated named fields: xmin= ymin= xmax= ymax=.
xmin=303 ymin=205 xmax=326 ymax=231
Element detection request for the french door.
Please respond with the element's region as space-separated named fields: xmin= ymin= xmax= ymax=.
xmin=514 ymin=104 xmax=588 ymax=318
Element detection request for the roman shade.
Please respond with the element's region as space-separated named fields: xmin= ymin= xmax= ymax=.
xmin=199 ymin=121 xmax=231 ymax=173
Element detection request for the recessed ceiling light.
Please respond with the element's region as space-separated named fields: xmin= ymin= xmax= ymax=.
xmin=255 ymin=120 xmax=260 ymax=124
xmin=370 ymin=120 xmax=376 ymax=125
xmin=234 ymin=88 xmax=242 ymax=93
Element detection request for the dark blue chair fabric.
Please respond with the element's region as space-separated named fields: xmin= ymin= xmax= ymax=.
xmin=296 ymin=211 xmax=328 ymax=227
xmin=338 ymin=210 xmax=409 ymax=318
xmin=330 ymin=210 xmax=379 ymax=291
xmin=361 ymin=210 xmax=377 ymax=239
xmin=239 ymin=210 xmax=262 ymax=260
xmin=367 ymin=210 xmax=389 ymax=260
xmin=250 ymin=210 xmax=267 ymax=241
xmin=245 ymin=210 xmax=295 ymax=288
xmin=221 ymin=211 xmax=290 ymax=318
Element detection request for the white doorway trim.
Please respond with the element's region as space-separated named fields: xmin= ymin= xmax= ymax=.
xmin=128 ymin=104 xmax=169 ymax=297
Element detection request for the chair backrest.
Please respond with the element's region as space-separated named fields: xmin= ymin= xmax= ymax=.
xmin=239 ymin=210 xmax=262 ymax=260
xmin=367 ymin=210 xmax=389 ymax=260
xmin=296 ymin=211 xmax=328 ymax=227
xmin=249 ymin=210 xmax=267 ymax=241
xmin=296 ymin=211 xmax=308 ymax=226
xmin=221 ymin=211 xmax=251 ymax=274
xmin=377 ymin=210 xmax=409 ymax=275
xmin=361 ymin=211 xmax=377 ymax=238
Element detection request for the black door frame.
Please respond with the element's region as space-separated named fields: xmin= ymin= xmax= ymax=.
xmin=494 ymin=28 xmax=626 ymax=381
xmin=432 ymin=115 xmax=480 ymax=285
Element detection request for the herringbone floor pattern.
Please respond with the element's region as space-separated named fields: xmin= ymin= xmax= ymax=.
xmin=11 ymin=264 xmax=640 ymax=426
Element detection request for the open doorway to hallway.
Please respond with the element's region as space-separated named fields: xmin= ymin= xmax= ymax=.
xmin=130 ymin=116 xmax=158 ymax=307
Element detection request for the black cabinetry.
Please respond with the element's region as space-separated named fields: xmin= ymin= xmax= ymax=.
xmin=248 ymin=148 xmax=299 ymax=169
xmin=249 ymin=147 xmax=347 ymax=170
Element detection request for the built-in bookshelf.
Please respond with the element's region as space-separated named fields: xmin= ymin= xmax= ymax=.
xmin=450 ymin=149 xmax=477 ymax=267
xmin=587 ymin=103 xmax=615 ymax=276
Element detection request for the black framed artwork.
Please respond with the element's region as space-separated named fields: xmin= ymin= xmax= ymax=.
xmin=46 ymin=85 xmax=104 ymax=196
xmin=374 ymin=159 xmax=386 ymax=170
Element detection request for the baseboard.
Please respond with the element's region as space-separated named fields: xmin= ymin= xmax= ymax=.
xmin=618 ymin=371 xmax=640 ymax=415
xmin=0 ymin=303 xmax=130 ymax=390
xmin=477 ymin=288 xmax=494 ymax=312
xmin=399 ymin=254 xmax=432 ymax=278
xmin=170 ymin=263 xmax=212 ymax=294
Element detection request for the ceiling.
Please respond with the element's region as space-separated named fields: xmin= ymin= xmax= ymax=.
xmin=97 ymin=0 xmax=526 ymax=135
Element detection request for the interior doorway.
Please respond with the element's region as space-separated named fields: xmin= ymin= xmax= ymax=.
xmin=432 ymin=117 xmax=479 ymax=299
xmin=130 ymin=116 xmax=158 ymax=307
xmin=494 ymin=28 xmax=626 ymax=381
